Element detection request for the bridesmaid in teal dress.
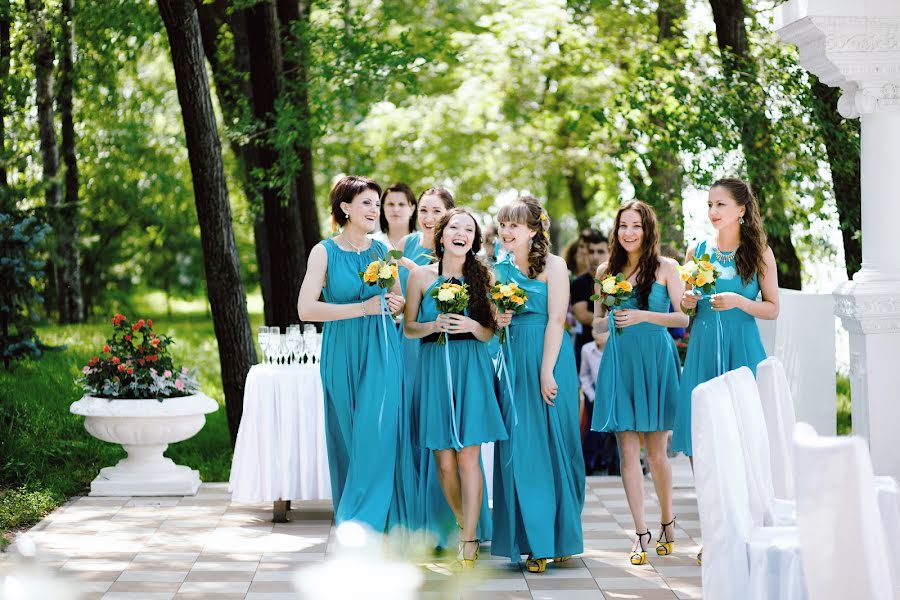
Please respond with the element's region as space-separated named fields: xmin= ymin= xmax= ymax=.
xmin=375 ymin=182 xmax=417 ymax=251
xmin=672 ymin=178 xmax=780 ymax=565
xmin=673 ymin=178 xmax=780 ymax=456
xmin=404 ymin=208 xmax=508 ymax=567
xmin=297 ymin=176 xmax=406 ymax=531
xmin=590 ymin=201 xmax=688 ymax=566
xmin=492 ymin=196 xmax=585 ymax=574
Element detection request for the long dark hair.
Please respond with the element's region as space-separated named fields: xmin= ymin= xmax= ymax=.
xmin=379 ymin=182 xmax=417 ymax=233
xmin=606 ymin=200 xmax=660 ymax=310
xmin=496 ymin=195 xmax=550 ymax=279
xmin=712 ymin=178 xmax=767 ymax=283
xmin=433 ymin=208 xmax=494 ymax=329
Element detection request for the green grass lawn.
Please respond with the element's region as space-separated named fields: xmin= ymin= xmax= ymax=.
xmin=0 ymin=307 xmax=264 ymax=549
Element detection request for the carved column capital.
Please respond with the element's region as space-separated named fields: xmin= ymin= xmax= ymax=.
xmin=834 ymin=281 xmax=900 ymax=334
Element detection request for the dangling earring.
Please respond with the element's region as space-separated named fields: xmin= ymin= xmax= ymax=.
xmin=471 ymin=248 xmax=476 ymax=256
xmin=440 ymin=243 xmax=444 ymax=252
xmin=739 ymin=216 xmax=745 ymax=225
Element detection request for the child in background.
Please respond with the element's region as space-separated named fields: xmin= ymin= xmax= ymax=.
xmin=580 ymin=329 xmax=619 ymax=475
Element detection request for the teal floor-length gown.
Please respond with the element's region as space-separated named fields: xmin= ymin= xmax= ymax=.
xmin=671 ymin=239 xmax=767 ymax=456
xmin=319 ymin=237 xmax=403 ymax=530
xmin=592 ymin=282 xmax=681 ymax=433
xmin=492 ymin=255 xmax=586 ymax=561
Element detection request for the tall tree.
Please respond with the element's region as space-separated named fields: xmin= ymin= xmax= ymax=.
xmin=277 ymin=0 xmax=320 ymax=252
xmin=25 ymin=0 xmax=67 ymax=318
xmin=58 ymin=0 xmax=83 ymax=322
xmin=157 ymin=0 xmax=256 ymax=443
xmin=197 ymin=1 xmax=274 ymax=326
xmin=0 ymin=0 xmax=9 ymax=212
xmin=808 ymin=77 xmax=861 ymax=279
xmin=242 ymin=1 xmax=308 ymax=327
xmin=708 ymin=0 xmax=802 ymax=289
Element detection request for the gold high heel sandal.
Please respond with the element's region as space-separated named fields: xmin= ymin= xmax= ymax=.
xmin=457 ymin=539 xmax=480 ymax=569
xmin=553 ymin=556 xmax=572 ymax=563
xmin=525 ymin=555 xmax=548 ymax=573
xmin=630 ymin=531 xmax=651 ymax=566
xmin=655 ymin=516 xmax=676 ymax=556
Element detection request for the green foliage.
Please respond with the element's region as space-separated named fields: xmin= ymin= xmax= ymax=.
xmin=0 ymin=486 xmax=61 ymax=547
xmin=836 ymin=373 xmax=851 ymax=436
xmin=0 ymin=212 xmax=50 ymax=368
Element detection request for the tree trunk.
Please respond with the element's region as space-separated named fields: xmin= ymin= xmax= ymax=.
xmin=59 ymin=0 xmax=83 ymax=322
xmin=565 ymin=171 xmax=589 ymax=232
xmin=26 ymin=0 xmax=67 ymax=319
xmin=243 ymin=1 xmax=307 ymax=327
xmin=277 ymin=0 xmax=321 ymax=252
xmin=157 ymin=0 xmax=256 ymax=444
xmin=708 ymin=0 xmax=802 ymax=289
xmin=808 ymin=77 xmax=862 ymax=279
xmin=197 ymin=1 xmax=274 ymax=324
xmin=647 ymin=0 xmax=686 ymax=252
xmin=0 ymin=0 xmax=10 ymax=211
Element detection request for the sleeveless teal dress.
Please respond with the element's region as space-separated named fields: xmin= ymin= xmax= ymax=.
xmin=414 ymin=277 xmax=508 ymax=449
xmin=591 ymin=282 xmax=681 ymax=432
xmin=671 ymin=240 xmax=767 ymax=456
xmin=319 ymin=237 xmax=403 ymax=530
xmin=492 ymin=255 xmax=585 ymax=560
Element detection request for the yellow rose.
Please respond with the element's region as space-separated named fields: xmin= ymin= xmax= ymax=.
xmin=699 ymin=261 xmax=714 ymax=271
xmin=500 ymin=284 xmax=513 ymax=297
xmin=437 ymin=289 xmax=455 ymax=302
xmin=618 ymin=280 xmax=633 ymax=293
xmin=601 ymin=277 xmax=617 ymax=295
xmin=492 ymin=292 xmax=503 ymax=300
xmin=363 ymin=262 xmax=379 ymax=283
xmin=378 ymin=264 xmax=394 ymax=279
xmin=508 ymin=282 xmax=518 ymax=289
xmin=695 ymin=272 xmax=710 ymax=287
xmin=511 ymin=295 xmax=524 ymax=305
xmin=679 ymin=269 xmax=691 ymax=282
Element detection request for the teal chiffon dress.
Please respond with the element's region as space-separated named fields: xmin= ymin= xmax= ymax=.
xmin=319 ymin=237 xmax=403 ymax=531
xmin=672 ymin=240 xmax=767 ymax=456
xmin=414 ymin=277 xmax=508 ymax=450
xmin=492 ymin=255 xmax=586 ymax=561
xmin=591 ymin=282 xmax=681 ymax=433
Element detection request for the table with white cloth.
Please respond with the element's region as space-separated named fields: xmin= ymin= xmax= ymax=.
xmin=229 ymin=363 xmax=331 ymax=520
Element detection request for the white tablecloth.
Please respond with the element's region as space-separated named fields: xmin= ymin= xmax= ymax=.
xmin=229 ymin=364 xmax=331 ymax=503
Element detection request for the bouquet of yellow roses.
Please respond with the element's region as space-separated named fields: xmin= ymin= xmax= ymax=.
xmin=678 ymin=253 xmax=720 ymax=316
xmin=489 ymin=281 xmax=527 ymax=343
xmin=360 ymin=249 xmax=403 ymax=291
xmin=590 ymin=273 xmax=633 ymax=334
xmin=429 ymin=280 xmax=470 ymax=344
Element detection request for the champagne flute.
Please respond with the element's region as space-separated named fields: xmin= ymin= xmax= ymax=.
xmin=257 ymin=326 xmax=269 ymax=364
xmin=268 ymin=326 xmax=281 ymax=365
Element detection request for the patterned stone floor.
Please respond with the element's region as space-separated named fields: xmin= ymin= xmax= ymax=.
xmin=1 ymin=458 xmax=701 ymax=599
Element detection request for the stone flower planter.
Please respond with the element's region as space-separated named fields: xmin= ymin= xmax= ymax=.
xmin=70 ymin=393 xmax=219 ymax=496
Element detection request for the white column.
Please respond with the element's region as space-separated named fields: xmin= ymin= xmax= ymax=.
xmin=778 ymin=1 xmax=900 ymax=480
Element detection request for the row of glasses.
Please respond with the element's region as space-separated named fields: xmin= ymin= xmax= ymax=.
xmin=257 ymin=324 xmax=322 ymax=365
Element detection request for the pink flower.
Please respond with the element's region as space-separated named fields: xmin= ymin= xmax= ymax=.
xmin=174 ymin=379 xmax=185 ymax=391
xmin=82 ymin=366 xmax=91 ymax=374
xmin=163 ymin=370 xmax=172 ymax=378
xmin=181 ymin=366 xmax=188 ymax=375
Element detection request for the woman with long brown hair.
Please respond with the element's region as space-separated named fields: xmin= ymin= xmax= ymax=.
xmin=590 ymin=200 xmax=687 ymax=566
xmin=492 ymin=196 xmax=585 ymax=573
xmin=404 ymin=208 xmax=507 ymax=567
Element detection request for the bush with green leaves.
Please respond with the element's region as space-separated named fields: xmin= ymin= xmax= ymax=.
xmin=0 ymin=213 xmax=50 ymax=370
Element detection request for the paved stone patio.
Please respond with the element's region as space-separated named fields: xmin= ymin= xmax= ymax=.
xmin=1 ymin=459 xmax=701 ymax=599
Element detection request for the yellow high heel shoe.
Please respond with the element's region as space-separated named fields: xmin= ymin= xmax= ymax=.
xmin=457 ymin=539 xmax=480 ymax=569
xmin=655 ymin=516 xmax=676 ymax=556
xmin=525 ymin=555 xmax=548 ymax=573
xmin=630 ymin=531 xmax=651 ymax=566
xmin=553 ymin=556 xmax=572 ymax=564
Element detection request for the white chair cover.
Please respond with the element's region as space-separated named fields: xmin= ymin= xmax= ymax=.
xmin=724 ymin=367 xmax=776 ymax=527
xmin=757 ymin=357 xmax=797 ymax=501
xmin=793 ymin=422 xmax=894 ymax=600
xmin=694 ymin=374 xmax=806 ymax=600
xmin=692 ymin=376 xmax=752 ymax=598
xmin=876 ymin=476 xmax=900 ymax=595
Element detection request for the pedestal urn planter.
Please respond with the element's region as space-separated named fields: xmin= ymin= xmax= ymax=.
xmin=70 ymin=393 xmax=219 ymax=496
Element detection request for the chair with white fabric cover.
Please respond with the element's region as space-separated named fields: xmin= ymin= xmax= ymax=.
xmin=723 ymin=367 xmax=776 ymax=527
xmin=793 ymin=422 xmax=895 ymax=600
xmin=692 ymin=375 xmax=806 ymax=600
xmin=756 ymin=357 xmax=796 ymax=501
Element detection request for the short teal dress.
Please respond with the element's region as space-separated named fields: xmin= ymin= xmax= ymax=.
xmin=492 ymin=255 xmax=585 ymax=561
xmin=671 ymin=240 xmax=767 ymax=456
xmin=414 ymin=277 xmax=508 ymax=450
xmin=592 ymin=282 xmax=681 ymax=432
xmin=319 ymin=237 xmax=403 ymax=530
